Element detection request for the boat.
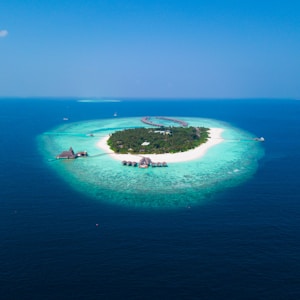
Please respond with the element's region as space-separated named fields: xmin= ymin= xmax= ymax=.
xmin=254 ymin=137 xmax=265 ymax=142
xmin=139 ymin=164 xmax=148 ymax=168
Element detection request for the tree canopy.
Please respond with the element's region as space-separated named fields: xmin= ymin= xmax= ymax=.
xmin=107 ymin=126 xmax=209 ymax=154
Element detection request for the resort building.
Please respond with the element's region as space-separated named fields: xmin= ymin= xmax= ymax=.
xmin=56 ymin=147 xmax=88 ymax=159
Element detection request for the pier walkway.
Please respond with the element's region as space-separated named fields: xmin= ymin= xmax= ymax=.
xmin=141 ymin=116 xmax=188 ymax=127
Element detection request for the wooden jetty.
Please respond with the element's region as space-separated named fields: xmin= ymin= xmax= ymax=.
xmin=141 ymin=116 xmax=188 ymax=127
xmin=141 ymin=117 xmax=163 ymax=127
xmin=156 ymin=116 xmax=188 ymax=127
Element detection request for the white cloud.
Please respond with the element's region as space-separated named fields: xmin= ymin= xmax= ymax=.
xmin=0 ymin=30 xmax=8 ymax=37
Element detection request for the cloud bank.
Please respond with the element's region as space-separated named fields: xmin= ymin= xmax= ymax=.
xmin=0 ymin=30 xmax=8 ymax=37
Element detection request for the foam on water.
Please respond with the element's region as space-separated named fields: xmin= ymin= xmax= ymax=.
xmin=37 ymin=117 xmax=264 ymax=208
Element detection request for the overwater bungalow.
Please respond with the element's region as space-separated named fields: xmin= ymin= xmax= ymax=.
xmin=139 ymin=157 xmax=150 ymax=168
xmin=56 ymin=147 xmax=88 ymax=159
xmin=139 ymin=157 xmax=152 ymax=167
xmin=56 ymin=147 xmax=76 ymax=159
xmin=121 ymin=157 xmax=167 ymax=168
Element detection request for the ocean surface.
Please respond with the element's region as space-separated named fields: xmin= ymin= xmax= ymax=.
xmin=1 ymin=98 xmax=300 ymax=299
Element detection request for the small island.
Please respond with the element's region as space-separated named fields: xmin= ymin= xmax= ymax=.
xmin=107 ymin=126 xmax=209 ymax=154
xmin=97 ymin=117 xmax=224 ymax=163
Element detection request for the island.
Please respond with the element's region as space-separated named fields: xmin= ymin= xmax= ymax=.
xmin=107 ymin=126 xmax=209 ymax=154
xmin=40 ymin=114 xmax=265 ymax=207
xmin=97 ymin=127 xmax=224 ymax=164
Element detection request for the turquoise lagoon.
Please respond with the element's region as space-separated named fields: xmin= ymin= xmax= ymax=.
xmin=38 ymin=117 xmax=264 ymax=208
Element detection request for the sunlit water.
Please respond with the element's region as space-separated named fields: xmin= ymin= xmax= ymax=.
xmin=38 ymin=117 xmax=264 ymax=208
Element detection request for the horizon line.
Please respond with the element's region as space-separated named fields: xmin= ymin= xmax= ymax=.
xmin=0 ymin=96 xmax=298 ymax=101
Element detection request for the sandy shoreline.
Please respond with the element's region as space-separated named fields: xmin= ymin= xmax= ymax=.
xmin=97 ymin=128 xmax=224 ymax=163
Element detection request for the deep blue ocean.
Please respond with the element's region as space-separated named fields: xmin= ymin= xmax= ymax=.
xmin=1 ymin=98 xmax=300 ymax=299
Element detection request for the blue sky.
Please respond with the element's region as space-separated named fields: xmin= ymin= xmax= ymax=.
xmin=1 ymin=0 xmax=300 ymax=98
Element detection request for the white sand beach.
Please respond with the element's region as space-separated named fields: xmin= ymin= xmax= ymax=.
xmin=97 ymin=128 xmax=224 ymax=163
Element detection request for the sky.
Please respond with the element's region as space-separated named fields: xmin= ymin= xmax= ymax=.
xmin=1 ymin=0 xmax=300 ymax=99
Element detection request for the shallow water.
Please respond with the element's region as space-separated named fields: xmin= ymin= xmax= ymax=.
xmin=38 ymin=116 xmax=264 ymax=208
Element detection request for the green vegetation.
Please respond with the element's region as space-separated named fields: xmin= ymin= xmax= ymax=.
xmin=107 ymin=126 xmax=210 ymax=154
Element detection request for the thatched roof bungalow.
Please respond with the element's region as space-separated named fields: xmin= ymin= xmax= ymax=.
xmin=56 ymin=148 xmax=88 ymax=159
xmin=139 ymin=157 xmax=152 ymax=168
xmin=56 ymin=147 xmax=76 ymax=159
